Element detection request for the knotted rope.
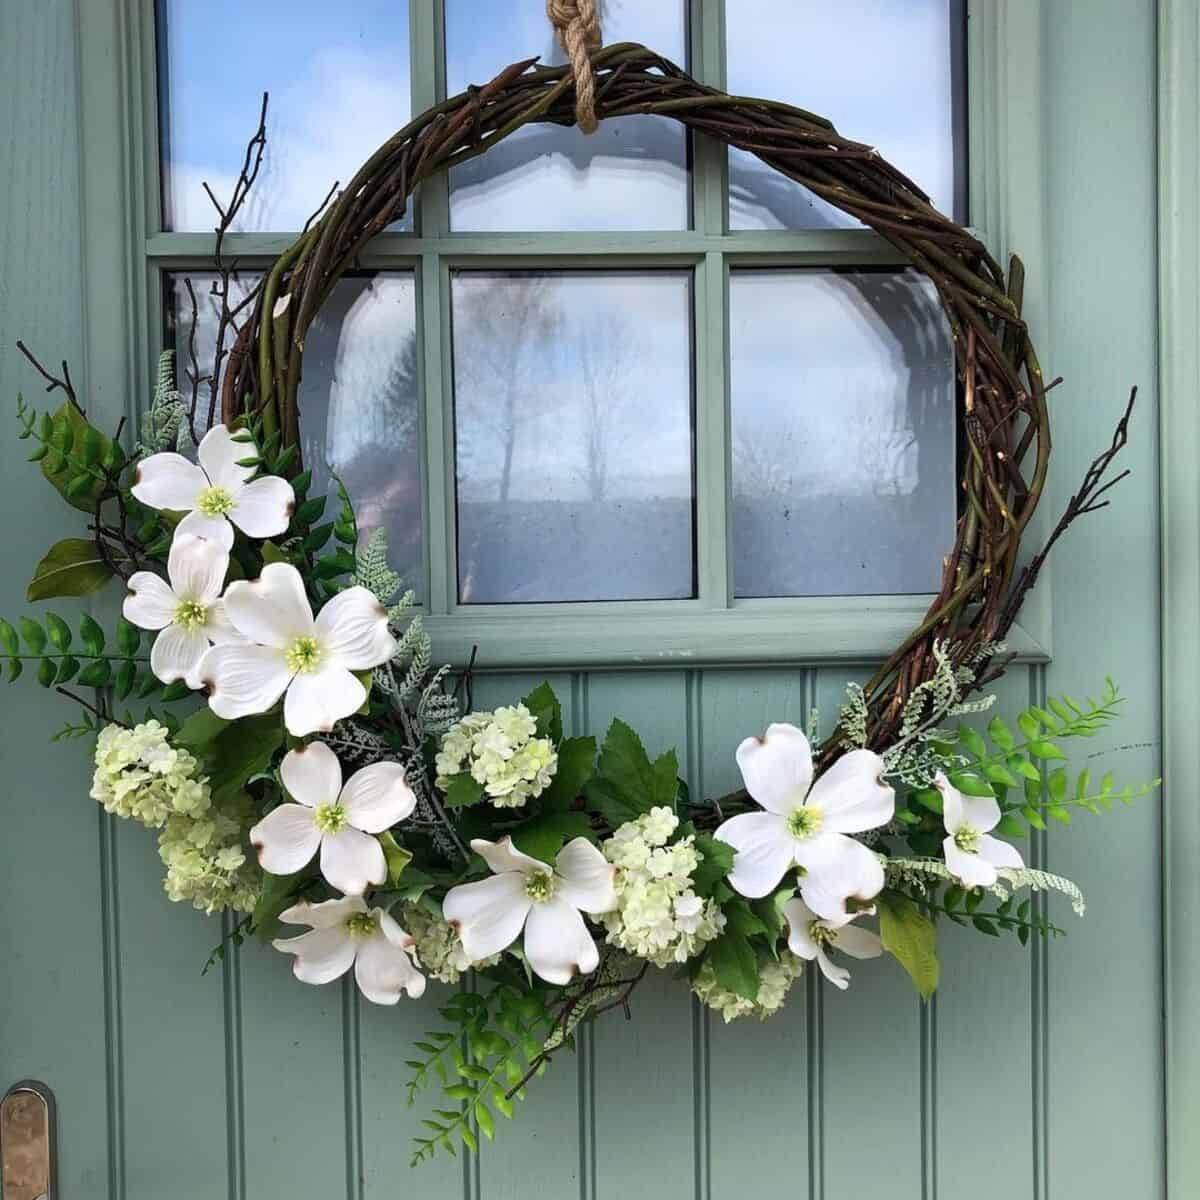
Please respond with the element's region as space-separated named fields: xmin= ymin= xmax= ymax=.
xmin=546 ymin=0 xmax=601 ymax=132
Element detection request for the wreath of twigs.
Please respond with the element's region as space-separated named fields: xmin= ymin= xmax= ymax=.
xmin=215 ymin=43 xmax=1135 ymax=767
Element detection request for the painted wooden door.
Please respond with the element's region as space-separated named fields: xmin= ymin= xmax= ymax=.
xmin=1 ymin=1 xmax=1174 ymax=1197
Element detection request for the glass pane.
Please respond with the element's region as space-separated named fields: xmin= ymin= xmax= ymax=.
xmin=452 ymin=272 xmax=694 ymax=602
xmin=158 ymin=0 xmax=411 ymax=231
xmin=165 ymin=272 xmax=423 ymax=595
xmin=445 ymin=0 xmax=689 ymax=231
xmin=726 ymin=0 xmax=965 ymax=230
xmin=731 ymin=270 xmax=955 ymax=597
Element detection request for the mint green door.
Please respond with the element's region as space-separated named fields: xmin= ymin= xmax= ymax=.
xmin=0 ymin=1 xmax=1179 ymax=1197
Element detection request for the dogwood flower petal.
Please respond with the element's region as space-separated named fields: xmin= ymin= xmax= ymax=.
xmin=177 ymin=509 xmax=235 ymax=549
xmin=123 ymin=571 xmax=177 ymax=630
xmin=200 ymin=643 xmax=292 ymax=719
xmin=524 ymin=897 xmax=600 ymax=985
xmin=284 ymin=665 xmax=366 ymax=737
xmin=314 ymin=586 xmax=396 ymax=669
xmin=354 ymin=920 xmax=426 ymax=1003
xmin=471 ymin=836 xmax=552 ymax=877
xmin=200 ymin=599 xmax=241 ymax=644
xmin=835 ymin=923 xmax=883 ymax=961
xmin=229 ymin=475 xmax=294 ymax=539
xmin=714 ymin=810 xmax=794 ymax=898
xmin=223 ymin=562 xmax=315 ymax=647
xmin=197 ymin=424 xmax=256 ymax=492
xmin=167 ymin=533 xmax=228 ymax=605
xmin=935 ymin=772 xmax=1001 ymax=835
xmin=809 ymin=748 xmax=894 ymax=834
xmin=735 ymin=722 xmax=814 ymax=814
xmin=978 ymin=834 xmax=1024 ymax=870
xmin=275 ymin=926 xmax=358 ymax=985
xmin=280 ymin=741 xmax=343 ymax=808
xmin=279 ymin=895 xmax=363 ymax=929
xmin=150 ymin=623 xmax=211 ymax=688
xmin=943 ymin=836 xmax=998 ymax=888
xmin=251 ymin=803 xmax=322 ymax=874
xmin=339 ymin=761 xmax=416 ymax=832
xmin=793 ymin=832 xmax=885 ymax=921
xmin=320 ymin=826 xmax=387 ymax=896
xmin=783 ymin=897 xmax=880 ymax=990
xmin=131 ymin=452 xmax=206 ymax=512
xmin=554 ymin=837 xmax=617 ymax=913
xmin=443 ymin=871 xmax=532 ymax=961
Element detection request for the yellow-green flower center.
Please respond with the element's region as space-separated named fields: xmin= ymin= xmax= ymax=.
xmin=954 ymin=825 xmax=981 ymax=854
xmin=196 ymin=484 xmax=235 ymax=517
xmin=174 ymin=598 xmax=208 ymax=632
xmin=787 ymin=805 xmax=823 ymax=840
xmin=285 ymin=635 xmax=323 ymax=674
xmin=524 ymin=871 xmax=558 ymax=904
xmin=344 ymin=912 xmax=377 ymax=939
xmin=809 ymin=921 xmax=838 ymax=948
xmin=314 ymin=802 xmax=348 ymax=834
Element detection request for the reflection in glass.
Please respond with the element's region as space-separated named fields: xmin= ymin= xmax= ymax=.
xmin=726 ymin=0 xmax=965 ymax=229
xmin=165 ymin=272 xmax=423 ymax=594
xmin=451 ymin=272 xmax=694 ymax=602
xmin=730 ymin=270 xmax=955 ymax=597
xmin=158 ymin=0 xmax=411 ymax=231
xmin=445 ymin=0 xmax=689 ymax=231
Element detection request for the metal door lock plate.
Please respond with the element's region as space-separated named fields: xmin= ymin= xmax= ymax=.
xmin=1 ymin=1082 xmax=54 ymax=1200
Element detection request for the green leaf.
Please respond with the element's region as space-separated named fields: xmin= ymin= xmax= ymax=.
xmin=39 ymin=403 xmax=113 ymax=512
xmin=55 ymin=655 xmax=80 ymax=684
xmin=948 ymin=770 xmax=996 ymax=799
xmin=44 ymin=612 xmax=72 ymax=650
xmin=1030 ymin=740 xmax=1065 ymax=761
xmin=690 ymin=833 xmax=735 ymax=898
xmin=958 ymin=724 xmax=987 ymax=760
xmin=521 ymin=682 xmax=563 ymax=744
xmin=0 ymin=619 xmax=18 ymax=655
xmin=27 ymin=538 xmax=116 ymax=601
xmin=37 ymin=657 xmax=56 ymax=687
xmin=379 ymin=831 xmax=413 ymax=887
xmin=7 ymin=658 xmax=22 ymax=681
xmin=475 ymin=1103 xmax=495 ymax=1141
xmin=584 ymin=718 xmax=679 ymax=828
xmin=77 ymin=659 xmax=112 ymax=687
xmin=444 ymin=773 xmax=485 ymax=809
xmin=114 ymin=659 xmax=136 ymax=700
xmin=878 ymin=892 xmax=939 ymax=1000
xmin=541 ymin=735 xmax=596 ymax=809
xmin=705 ymin=930 xmax=760 ymax=1002
xmin=174 ymin=707 xmax=231 ymax=752
xmin=723 ymin=897 xmax=768 ymax=938
xmin=19 ymin=617 xmax=46 ymax=654
xmin=261 ymin=540 xmax=290 ymax=565
xmin=303 ymin=522 xmax=334 ymax=552
xmin=1017 ymin=711 xmax=1041 ymax=740
xmin=78 ymin=613 xmax=105 ymax=655
xmin=197 ymin=712 xmax=284 ymax=807
xmin=995 ymin=813 xmax=1027 ymax=838
xmin=113 ymin=618 xmax=140 ymax=656
xmin=987 ymin=717 xmax=1015 ymax=752
xmin=1010 ymin=755 xmax=1041 ymax=783
xmin=510 ymin=810 xmax=592 ymax=863
xmin=252 ymin=869 xmax=308 ymax=942
xmin=983 ymin=762 xmax=1020 ymax=788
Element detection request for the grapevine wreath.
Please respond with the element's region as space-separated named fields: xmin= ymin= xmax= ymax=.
xmin=4 ymin=37 xmax=1153 ymax=1165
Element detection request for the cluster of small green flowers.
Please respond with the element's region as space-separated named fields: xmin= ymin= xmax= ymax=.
xmin=401 ymin=901 xmax=498 ymax=984
xmin=91 ymin=720 xmax=210 ymax=826
xmin=435 ymin=703 xmax=557 ymax=808
xmin=600 ymin=807 xmax=726 ymax=968
xmin=158 ymin=802 xmax=258 ymax=915
xmin=691 ymin=952 xmax=804 ymax=1023
xmin=91 ymin=721 xmax=258 ymax=914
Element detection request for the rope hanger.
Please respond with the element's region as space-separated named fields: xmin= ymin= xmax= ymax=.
xmin=546 ymin=0 xmax=602 ymax=132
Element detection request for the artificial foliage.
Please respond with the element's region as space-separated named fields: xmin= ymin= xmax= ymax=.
xmin=1 ymin=45 xmax=1158 ymax=1166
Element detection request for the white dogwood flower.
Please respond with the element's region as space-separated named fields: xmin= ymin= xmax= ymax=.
xmin=250 ymin=741 xmax=415 ymax=895
xmin=122 ymin=533 xmax=240 ymax=688
xmin=934 ymin=771 xmax=1024 ymax=888
xmin=715 ymin=723 xmax=894 ymax=921
xmin=783 ymin=895 xmax=882 ymax=990
xmin=131 ymin=423 xmax=294 ymax=550
xmin=442 ymin=836 xmax=617 ymax=985
xmin=198 ymin=562 xmax=396 ymax=736
xmin=272 ymin=894 xmax=425 ymax=1005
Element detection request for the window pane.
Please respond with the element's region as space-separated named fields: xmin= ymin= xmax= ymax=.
xmin=726 ymin=0 xmax=965 ymax=230
xmin=165 ymin=272 xmax=423 ymax=595
xmin=452 ymin=272 xmax=694 ymax=602
xmin=445 ymin=0 xmax=689 ymax=231
xmin=158 ymin=0 xmax=411 ymax=231
xmin=731 ymin=270 xmax=955 ymax=597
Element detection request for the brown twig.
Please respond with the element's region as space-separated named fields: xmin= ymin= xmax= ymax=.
xmin=15 ymin=340 xmax=84 ymax=415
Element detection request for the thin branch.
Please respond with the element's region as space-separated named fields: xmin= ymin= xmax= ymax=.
xmin=15 ymin=340 xmax=84 ymax=414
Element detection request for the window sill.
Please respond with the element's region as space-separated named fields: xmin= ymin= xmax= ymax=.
xmin=422 ymin=598 xmax=1050 ymax=671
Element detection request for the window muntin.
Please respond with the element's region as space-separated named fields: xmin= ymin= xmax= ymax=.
xmin=726 ymin=0 xmax=967 ymax=230
xmin=165 ymin=271 xmax=424 ymax=594
xmin=152 ymin=2 xmax=970 ymax=629
xmin=451 ymin=271 xmax=695 ymax=603
xmin=444 ymin=0 xmax=690 ymax=231
xmin=157 ymin=0 xmax=412 ymax=232
xmin=729 ymin=269 xmax=956 ymax=598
